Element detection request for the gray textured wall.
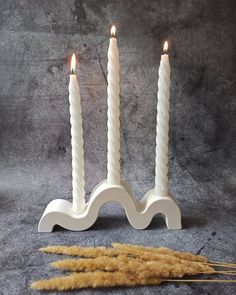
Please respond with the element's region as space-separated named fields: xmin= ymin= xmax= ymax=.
xmin=0 ymin=0 xmax=235 ymax=193
xmin=0 ymin=1 xmax=235 ymax=294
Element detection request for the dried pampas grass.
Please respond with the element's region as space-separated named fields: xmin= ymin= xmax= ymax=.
xmin=39 ymin=245 xmax=124 ymax=258
xmin=31 ymin=271 xmax=162 ymax=291
xmin=32 ymin=243 xmax=236 ymax=291
xmin=50 ymin=255 xmax=214 ymax=278
xmin=112 ymin=242 xmax=208 ymax=262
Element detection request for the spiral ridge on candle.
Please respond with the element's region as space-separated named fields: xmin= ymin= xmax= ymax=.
xmin=155 ymin=58 xmax=170 ymax=196
xmin=107 ymin=39 xmax=120 ymax=185
xmin=69 ymin=80 xmax=86 ymax=213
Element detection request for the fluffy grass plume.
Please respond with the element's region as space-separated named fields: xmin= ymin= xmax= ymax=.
xmin=40 ymin=243 xmax=208 ymax=263
xmin=39 ymin=245 xmax=124 ymax=258
xmin=112 ymin=243 xmax=208 ymax=262
xmin=51 ymin=256 xmax=214 ymax=278
xmin=32 ymin=243 xmax=236 ymax=291
xmin=31 ymin=271 xmax=161 ymax=291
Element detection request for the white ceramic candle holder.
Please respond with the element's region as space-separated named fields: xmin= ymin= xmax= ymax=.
xmin=38 ymin=180 xmax=181 ymax=232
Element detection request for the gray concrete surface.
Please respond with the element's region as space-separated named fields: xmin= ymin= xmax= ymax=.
xmin=0 ymin=0 xmax=235 ymax=294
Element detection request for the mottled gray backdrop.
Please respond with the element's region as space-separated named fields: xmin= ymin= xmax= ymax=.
xmin=0 ymin=1 xmax=235 ymax=294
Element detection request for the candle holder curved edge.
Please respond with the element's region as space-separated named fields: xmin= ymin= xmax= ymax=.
xmin=38 ymin=182 xmax=182 ymax=232
xmin=140 ymin=188 xmax=182 ymax=229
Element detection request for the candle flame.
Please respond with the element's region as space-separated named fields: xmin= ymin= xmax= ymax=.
xmin=163 ymin=41 xmax=168 ymax=53
xmin=111 ymin=25 xmax=116 ymax=37
xmin=71 ymin=53 xmax=76 ymax=74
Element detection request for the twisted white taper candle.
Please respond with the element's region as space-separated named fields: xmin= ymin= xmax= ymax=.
xmin=69 ymin=73 xmax=86 ymax=214
xmin=107 ymin=29 xmax=121 ymax=185
xmin=155 ymin=47 xmax=171 ymax=196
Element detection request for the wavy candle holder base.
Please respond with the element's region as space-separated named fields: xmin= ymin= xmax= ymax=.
xmin=38 ymin=181 xmax=182 ymax=232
